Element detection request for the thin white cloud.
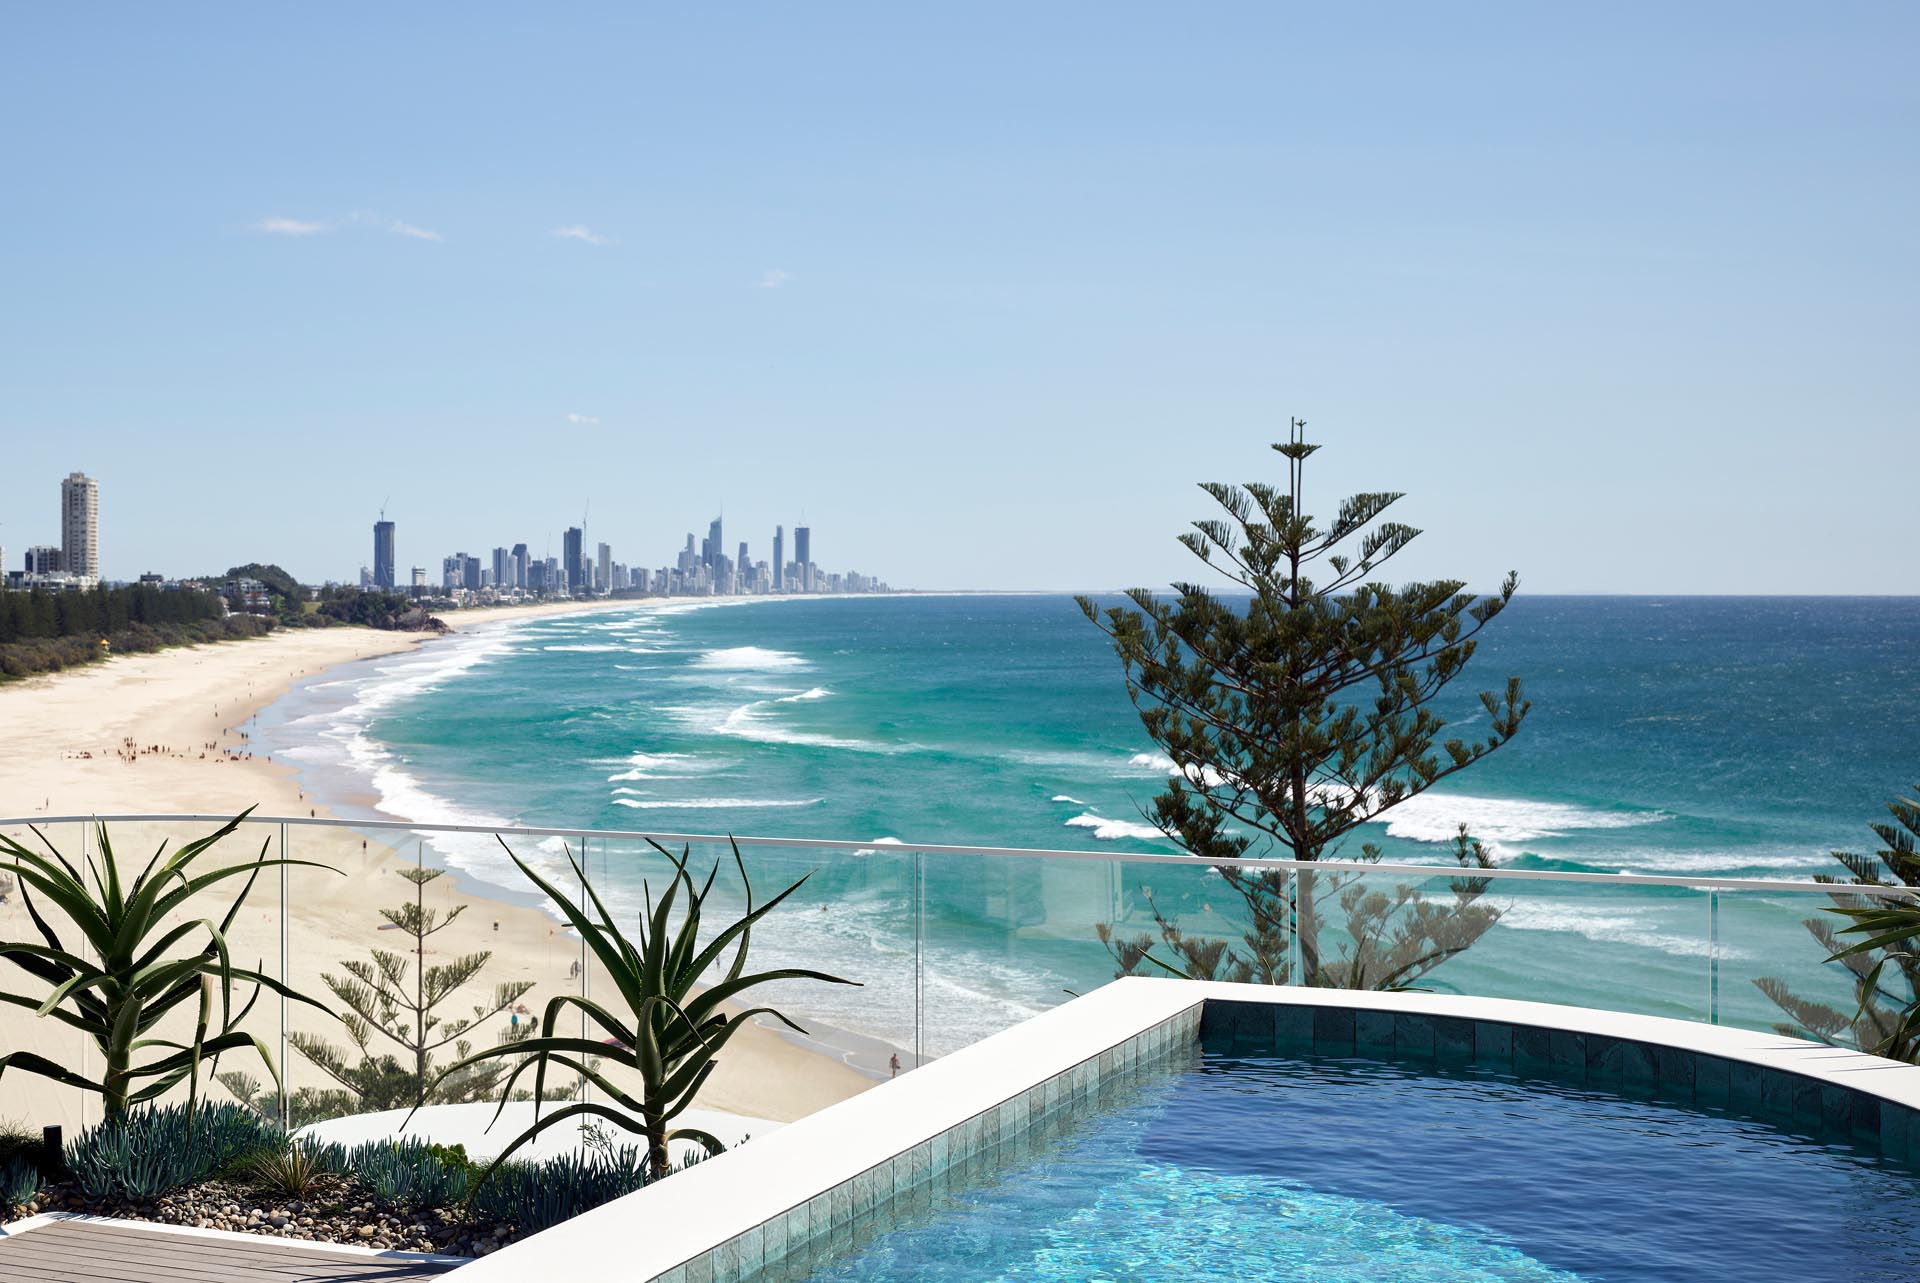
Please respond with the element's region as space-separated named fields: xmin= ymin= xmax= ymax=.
xmin=551 ymin=224 xmax=613 ymax=247
xmin=758 ymin=268 xmax=790 ymax=289
xmin=254 ymin=216 xmax=329 ymax=236
xmin=566 ymin=412 xmax=601 ymax=425
xmin=389 ymin=220 xmax=443 ymax=242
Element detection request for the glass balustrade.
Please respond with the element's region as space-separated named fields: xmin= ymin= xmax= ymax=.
xmin=2 ymin=813 xmax=1914 ymax=1145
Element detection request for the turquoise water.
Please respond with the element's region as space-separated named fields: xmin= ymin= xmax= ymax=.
xmin=777 ymin=1050 xmax=1920 ymax=1282
xmin=257 ymin=595 xmax=1920 ymax=1056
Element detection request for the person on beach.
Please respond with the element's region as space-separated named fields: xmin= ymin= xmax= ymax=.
xmin=889 ymin=1053 xmax=901 ymax=1078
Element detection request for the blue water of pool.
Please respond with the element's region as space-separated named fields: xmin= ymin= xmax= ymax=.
xmin=778 ymin=1051 xmax=1920 ymax=1282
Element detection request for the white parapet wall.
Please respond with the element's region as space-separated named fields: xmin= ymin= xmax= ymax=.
xmin=297 ymin=1102 xmax=778 ymax=1166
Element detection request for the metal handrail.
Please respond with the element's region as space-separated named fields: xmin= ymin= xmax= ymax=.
xmin=4 ymin=812 xmax=1915 ymax=899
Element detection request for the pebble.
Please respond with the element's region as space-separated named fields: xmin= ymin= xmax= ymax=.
xmin=5 ymin=1177 xmax=522 ymax=1257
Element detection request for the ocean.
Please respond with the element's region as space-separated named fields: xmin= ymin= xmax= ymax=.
xmin=254 ymin=594 xmax=1920 ymax=1062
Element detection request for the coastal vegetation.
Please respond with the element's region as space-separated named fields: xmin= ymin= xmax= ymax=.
xmin=264 ymin=864 xmax=537 ymax=1119
xmin=0 ymin=582 xmax=268 ymax=680
xmin=0 ymin=568 xmax=441 ymax=682
xmin=1759 ymin=788 xmax=1920 ymax=1062
xmin=0 ymin=811 xmax=326 ymax=1121
xmin=1 ymin=1105 xmax=658 ymax=1253
xmin=1080 ymin=420 xmax=1529 ymax=988
xmin=0 ymin=813 xmax=771 ymax=1252
xmin=430 ymin=836 xmax=855 ymax=1178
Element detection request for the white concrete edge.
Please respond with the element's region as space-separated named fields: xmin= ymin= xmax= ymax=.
xmin=1180 ymin=980 xmax=1920 ymax=1110
xmin=448 ymin=977 xmax=1920 ymax=1279
xmin=0 ymin=1210 xmax=471 ymax=1264
xmin=448 ymin=977 xmax=1205 ymax=1278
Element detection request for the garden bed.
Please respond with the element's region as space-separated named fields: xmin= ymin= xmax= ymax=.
xmin=0 ymin=1102 xmax=664 ymax=1258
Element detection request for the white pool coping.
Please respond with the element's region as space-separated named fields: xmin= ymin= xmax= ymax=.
xmin=447 ymin=979 xmax=1920 ymax=1280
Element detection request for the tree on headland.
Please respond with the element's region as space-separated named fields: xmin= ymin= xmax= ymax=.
xmin=1078 ymin=419 xmax=1530 ymax=988
xmin=1757 ymin=788 xmax=1920 ymax=1062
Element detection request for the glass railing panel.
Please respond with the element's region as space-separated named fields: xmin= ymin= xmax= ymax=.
xmin=0 ymin=816 xmax=287 ymax=1134
xmin=1296 ymin=865 xmax=1715 ymax=1022
xmin=517 ymin=834 xmax=916 ymax=1130
xmin=1718 ymin=884 xmax=1919 ymax=1049
xmin=276 ymin=822 xmax=487 ymax=1132
xmin=1 ymin=818 xmax=98 ymax=1136
xmin=916 ymin=849 xmax=1261 ymax=1059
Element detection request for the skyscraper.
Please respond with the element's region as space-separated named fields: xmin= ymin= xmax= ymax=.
xmin=511 ymin=543 xmax=530 ymax=589
xmin=794 ymin=526 xmax=811 ymax=592
xmin=492 ymin=547 xmax=510 ymax=590
xmin=564 ymin=527 xmax=584 ymax=593
xmin=61 ymin=472 xmax=99 ymax=582
xmin=597 ymin=542 xmax=611 ymax=595
xmin=706 ymin=516 xmax=723 ymax=569
xmin=773 ymin=526 xmax=784 ymax=591
xmin=373 ymin=520 xmax=396 ymax=590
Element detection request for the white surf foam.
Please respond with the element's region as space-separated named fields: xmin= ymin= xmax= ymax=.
xmin=1065 ymin=813 xmax=1170 ymax=842
xmin=1382 ymin=793 xmax=1667 ymax=847
xmin=1497 ymin=899 xmax=1747 ymax=960
xmin=692 ymin=646 xmax=809 ymax=671
xmin=602 ymin=751 xmax=701 ymax=781
xmin=1051 ymin=795 xmax=1087 ymax=805
xmin=672 ymin=699 xmax=894 ymax=753
xmin=1127 ymin=751 xmax=1232 ymax=789
xmin=611 ymin=797 xmax=824 ymax=810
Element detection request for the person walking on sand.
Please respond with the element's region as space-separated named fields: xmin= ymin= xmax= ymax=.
xmin=890 ymin=1053 xmax=902 ymax=1079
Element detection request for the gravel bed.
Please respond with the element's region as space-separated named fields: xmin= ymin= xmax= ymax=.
xmin=4 ymin=1177 xmax=527 ymax=1257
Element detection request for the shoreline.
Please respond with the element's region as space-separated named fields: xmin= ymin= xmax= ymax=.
xmin=250 ymin=594 xmax=914 ymax=1081
xmin=0 ymin=599 xmax=878 ymax=1134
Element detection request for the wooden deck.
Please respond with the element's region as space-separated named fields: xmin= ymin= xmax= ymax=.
xmin=0 ymin=1217 xmax=465 ymax=1281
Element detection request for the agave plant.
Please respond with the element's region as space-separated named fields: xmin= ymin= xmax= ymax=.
xmin=433 ymin=836 xmax=855 ymax=1177
xmin=0 ymin=810 xmax=331 ymax=1122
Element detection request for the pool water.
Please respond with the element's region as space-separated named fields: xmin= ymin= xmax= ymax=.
xmin=777 ymin=1050 xmax=1920 ymax=1282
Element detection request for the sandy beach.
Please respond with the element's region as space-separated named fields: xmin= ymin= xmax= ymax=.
xmin=0 ymin=603 xmax=873 ymax=1135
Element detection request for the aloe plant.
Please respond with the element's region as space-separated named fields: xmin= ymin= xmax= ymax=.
xmin=435 ymin=837 xmax=854 ymax=1177
xmin=0 ymin=810 xmax=331 ymax=1122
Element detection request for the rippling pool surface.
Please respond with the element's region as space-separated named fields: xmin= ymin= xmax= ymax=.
xmin=783 ymin=1052 xmax=1920 ymax=1282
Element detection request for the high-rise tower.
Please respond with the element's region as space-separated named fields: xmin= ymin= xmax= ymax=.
xmin=773 ymin=526 xmax=784 ymax=590
xmin=564 ymin=527 xmax=584 ymax=593
xmin=61 ymin=472 xmax=99 ymax=582
xmin=373 ymin=520 xmax=396 ymax=590
xmin=706 ymin=516 xmax=723 ymax=569
xmin=794 ymin=525 xmax=811 ymax=592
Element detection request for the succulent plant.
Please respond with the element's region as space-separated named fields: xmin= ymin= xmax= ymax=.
xmin=65 ymin=1101 xmax=283 ymax=1200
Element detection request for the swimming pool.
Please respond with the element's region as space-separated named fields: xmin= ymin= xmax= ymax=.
xmin=767 ymin=1048 xmax=1920 ymax=1282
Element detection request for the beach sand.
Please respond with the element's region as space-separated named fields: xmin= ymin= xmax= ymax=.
xmin=0 ymin=604 xmax=874 ymax=1135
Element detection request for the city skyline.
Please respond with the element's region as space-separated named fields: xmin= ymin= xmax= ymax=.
xmin=392 ymin=510 xmax=886 ymax=601
xmin=1 ymin=459 xmax=898 ymax=595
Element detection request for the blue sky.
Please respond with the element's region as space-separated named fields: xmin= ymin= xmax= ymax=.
xmin=2 ymin=5 xmax=1913 ymax=592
